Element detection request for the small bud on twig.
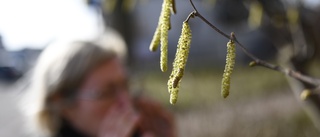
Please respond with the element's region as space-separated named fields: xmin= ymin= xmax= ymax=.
xmin=249 ymin=61 xmax=257 ymax=67
xmin=301 ymin=89 xmax=312 ymax=100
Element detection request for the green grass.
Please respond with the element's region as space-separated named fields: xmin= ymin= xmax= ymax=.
xmin=309 ymin=60 xmax=320 ymax=78
xmin=133 ymin=65 xmax=288 ymax=110
xmin=130 ymin=63 xmax=320 ymax=137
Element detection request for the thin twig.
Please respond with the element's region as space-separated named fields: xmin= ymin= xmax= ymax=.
xmin=236 ymin=34 xmax=320 ymax=87
xmin=189 ymin=0 xmax=230 ymax=39
xmin=184 ymin=11 xmax=196 ymax=22
xmin=188 ymin=0 xmax=320 ymax=88
xmin=189 ymin=0 xmax=198 ymax=13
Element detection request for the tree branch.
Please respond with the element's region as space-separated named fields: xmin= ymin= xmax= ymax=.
xmin=188 ymin=0 xmax=320 ymax=88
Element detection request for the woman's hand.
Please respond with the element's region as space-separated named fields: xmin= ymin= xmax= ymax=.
xmin=134 ymin=97 xmax=176 ymax=137
xmin=98 ymin=102 xmax=140 ymax=137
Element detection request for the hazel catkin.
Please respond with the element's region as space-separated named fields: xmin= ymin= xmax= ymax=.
xmin=168 ymin=22 xmax=192 ymax=104
xmin=160 ymin=0 xmax=171 ymax=72
xmin=149 ymin=0 xmax=174 ymax=72
xmin=221 ymin=40 xmax=236 ymax=98
xmin=170 ymin=86 xmax=179 ymax=105
xmin=149 ymin=26 xmax=161 ymax=52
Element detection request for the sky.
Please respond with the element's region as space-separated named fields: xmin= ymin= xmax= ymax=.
xmin=0 ymin=0 xmax=103 ymax=51
xmin=303 ymin=0 xmax=320 ymax=8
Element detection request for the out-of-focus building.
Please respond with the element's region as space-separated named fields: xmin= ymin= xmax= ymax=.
xmin=0 ymin=35 xmax=12 ymax=67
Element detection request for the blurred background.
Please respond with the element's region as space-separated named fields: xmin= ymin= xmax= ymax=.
xmin=1 ymin=0 xmax=320 ymax=136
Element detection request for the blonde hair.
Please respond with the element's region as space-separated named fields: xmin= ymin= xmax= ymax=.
xmin=20 ymin=39 xmax=125 ymax=136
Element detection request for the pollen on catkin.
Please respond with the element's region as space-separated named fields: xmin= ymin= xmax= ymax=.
xmin=221 ymin=40 xmax=236 ymax=98
xmin=168 ymin=22 xmax=192 ymax=105
xmin=160 ymin=0 xmax=171 ymax=72
xmin=149 ymin=26 xmax=161 ymax=52
xmin=170 ymin=86 xmax=179 ymax=104
xmin=149 ymin=0 xmax=173 ymax=72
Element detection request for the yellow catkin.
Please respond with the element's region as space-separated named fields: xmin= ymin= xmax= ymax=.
xmin=149 ymin=0 xmax=168 ymax=52
xmin=221 ymin=40 xmax=236 ymax=98
xmin=287 ymin=7 xmax=299 ymax=25
xmin=102 ymin=0 xmax=117 ymax=14
xmin=248 ymin=1 xmax=263 ymax=29
xmin=160 ymin=0 xmax=171 ymax=72
xmin=150 ymin=0 xmax=174 ymax=72
xmin=168 ymin=22 xmax=192 ymax=105
xmin=170 ymin=85 xmax=180 ymax=104
xmin=122 ymin=0 xmax=137 ymax=13
xmin=149 ymin=26 xmax=161 ymax=52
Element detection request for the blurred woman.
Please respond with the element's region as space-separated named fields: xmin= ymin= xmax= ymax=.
xmin=20 ymin=33 xmax=175 ymax=137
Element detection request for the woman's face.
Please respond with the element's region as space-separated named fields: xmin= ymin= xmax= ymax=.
xmin=62 ymin=58 xmax=133 ymax=136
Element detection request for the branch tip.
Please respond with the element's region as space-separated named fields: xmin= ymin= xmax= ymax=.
xmin=230 ymin=32 xmax=236 ymax=42
xmin=184 ymin=11 xmax=196 ymax=22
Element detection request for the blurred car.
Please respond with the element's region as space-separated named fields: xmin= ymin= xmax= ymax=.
xmin=0 ymin=66 xmax=22 ymax=83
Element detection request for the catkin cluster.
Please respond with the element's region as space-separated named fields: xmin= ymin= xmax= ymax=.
xmin=221 ymin=40 xmax=236 ymax=98
xmin=168 ymin=22 xmax=192 ymax=104
xmin=149 ymin=0 xmax=174 ymax=72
